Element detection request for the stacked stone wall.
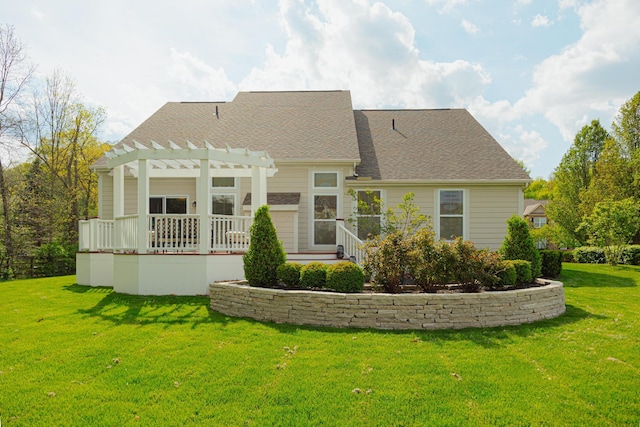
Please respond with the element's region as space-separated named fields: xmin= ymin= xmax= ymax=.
xmin=209 ymin=281 xmax=565 ymax=330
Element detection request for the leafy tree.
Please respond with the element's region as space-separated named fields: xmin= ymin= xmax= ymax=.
xmin=612 ymin=90 xmax=640 ymax=200
xmin=0 ymin=24 xmax=33 ymax=275
xmin=578 ymin=198 xmax=640 ymax=266
xmin=499 ymin=215 xmax=541 ymax=279
xmin=524 ymin=177 xmax=553 ymax=200
xmin=546 ymin=120 xmax=610 ymax=247
xmin=243 ymin=205 xmax=286 ymax=287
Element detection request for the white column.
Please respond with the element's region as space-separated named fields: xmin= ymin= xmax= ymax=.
xmin=251 ymin=165 xmax=268 ymax=215
xmin=137 ymin=159 xmax=150 ymax=254
xmin=198 ymin=159 xmax=211 ymax=254
xmin=113 ymin=165 xmax=124 ymax=218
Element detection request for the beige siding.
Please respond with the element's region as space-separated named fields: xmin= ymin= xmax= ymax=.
xmin=270 ymin=211 xmax=296 ymax=253
xmin=468 ymin=186 xmax=521 ymax=250
xmin=149 ymin=178 xmax=197 ymax=214
xmin=99 ymin=172 xmax=113 ymax=220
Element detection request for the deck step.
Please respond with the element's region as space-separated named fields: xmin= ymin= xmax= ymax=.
xmin=287 ymin=253 xmax=343 ymax=264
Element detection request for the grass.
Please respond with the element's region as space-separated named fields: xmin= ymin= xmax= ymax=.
xmin=1 ymin=263 xmax=639 ymax=426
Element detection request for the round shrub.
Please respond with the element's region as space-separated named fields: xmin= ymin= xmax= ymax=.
xmin=494 ymin=260 xmax=517 ymax=288
xmin=573 ymin=247 xmax=606 ymax=264
xmin=299 ymin=262 xmax=328 ymax=289
xmin=326 ymin=262 xmax=365 ymax=293
xmin=510 ymin=260 xmax=532 ymax=285
xmin=277 ymin=262 xmax=303 ymax=288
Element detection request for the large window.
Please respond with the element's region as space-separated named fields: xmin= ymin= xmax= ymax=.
xmin=211 ymin=177 xmax=235 ymax=215
xmin=312 ymin=172 xmax=339 ymax=246
xmin=356 ymin=189 xmax=382 ymax=240
xmin=438 ymin=190 xmax=464 ymax=240
xmin=149 ymin=196 xmax=187 ymax=214
xmin=532 ymin=217 xmax=547 ymax=228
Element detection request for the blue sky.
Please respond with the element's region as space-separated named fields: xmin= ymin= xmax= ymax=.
xmin=2 ymin=0 xmax=639 ymax=178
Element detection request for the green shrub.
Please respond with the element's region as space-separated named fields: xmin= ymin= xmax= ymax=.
xmin=34 ymin=241 xmax=76 ymax=277
xmin=540 ymin=250 xmax=563 ymax=278
xmin=619 ymin=245 xmax=640 ymax=265
xmin=573 ymin=246 xmax=606 ymax=264
xmin=499 ymin=215 xmax=542 ymax=279
xmin=326 ymin=262 xmax=365 ymax=293
xmin=299 ymin=262 xmax=328 ymax=289
xmin=363 ymin=230 xmax=418 ymax=293
xmin=493 ymin=260 xmax=517 ymax=288
xmin=243 ymin=206 xmax=287 ymax=287
xmin=561 ymin=250 xmax=574 ymax=263
xmin=276 ymin=262 xmax=303 ymax=288
xmin=510 ymin=260 xmax=532 ymax=285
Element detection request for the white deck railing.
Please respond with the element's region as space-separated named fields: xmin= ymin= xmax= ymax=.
xmin=114 ymin=215 xmax=138 ymax=251
xmin=149 ymin=215 xmax=200 ymax=252
xmin=79 ymin=214 xmax=254 ymax=253
xmin=336 ymin=220 xmax=364 ymax=265
xmin=78 ymin=219 xmax=115 ymax=251
xmin=210 ymin=214 xmax=252 ymax=252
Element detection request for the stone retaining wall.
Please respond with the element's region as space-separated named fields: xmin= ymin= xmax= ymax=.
xmin=209 ymin=281 xmax=565 ymax=330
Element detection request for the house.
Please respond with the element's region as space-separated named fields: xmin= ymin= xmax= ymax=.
xmin=523 ymin=199 xmax=549 ymax=249
xmin=77 ymin=90 xmax=531 ymax=295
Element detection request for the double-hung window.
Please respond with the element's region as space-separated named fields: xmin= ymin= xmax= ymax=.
xmin=312 ymin=172 xmax=339 ymax=246
xmin=211 ymin=177 xmax=235 ymax=216
xmin=438 ymin=189 xmax=465 ymax=240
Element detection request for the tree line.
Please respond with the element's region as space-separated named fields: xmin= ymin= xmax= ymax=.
xmin=0 ymin=24 xmax=109 ymax=279
xmin=525 ymin=90 xmax=640 ymax=252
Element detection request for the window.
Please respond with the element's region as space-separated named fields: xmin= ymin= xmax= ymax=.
xmin=356 ymin=190 xmax=382 ymax=240
xmin=438 ymin=190 xmax=464 ymax=240
xmin=149 ymin=196 xmax=187 ymax=214
xmin=312 ymin=172 xmax=339 ymax=246
xmin=211 ymin=177 xmax=235 ymax=215
xmin=532 ymin=217 xmax=547 ymax=228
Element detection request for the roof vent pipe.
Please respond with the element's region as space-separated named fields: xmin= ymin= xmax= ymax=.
xmin=215 ymin=106 xmax=219 ymax=119
xmin=392 ymin=118 xmax=395 ymax=130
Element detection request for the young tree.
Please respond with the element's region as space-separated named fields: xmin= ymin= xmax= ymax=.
xmin=499 ymin=215 xmax=541 ymax=279
xmin=524 ymin=177 xmax=553 ymax=200
xmin=0 ymin=24 xmax=33 ymax=275
xmin=243 ymin=205 xmax=287 ymax=287
xmin=579 ymin=198 xmax=640 ymax=265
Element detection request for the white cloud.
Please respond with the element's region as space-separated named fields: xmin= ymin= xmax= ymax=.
xmin=425 ymin=0 xmax=471 ymax=13
xmin=531 ymin=14 xmax=551 ymax=27
xmin=482 ymin=0 xmax=640 ymax=143
xmin=461 ymin=19 xmax=480 ymax=34
xmin=168 ymin=49 xmax=237 ymax=101
xmin=241 ymin=0 xmax=491 ymax=108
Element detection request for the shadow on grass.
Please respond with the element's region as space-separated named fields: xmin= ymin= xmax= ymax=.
xmin=64 ymin=284 xmax=234 ymax=328
xmin=256 ymin=303 xmax=605 ymax=348
xmin=561 ymin=265 xmax=639 ymax=288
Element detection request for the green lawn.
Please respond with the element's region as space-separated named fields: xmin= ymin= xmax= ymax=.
xmin=1 ymin=263 xmax=639 ymax=426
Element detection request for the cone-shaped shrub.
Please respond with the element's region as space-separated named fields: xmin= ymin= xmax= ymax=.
xmin=499 ymin=215 xmax=541 ymax=280
xmin=243 ymin=205 xmax=286 ymax=287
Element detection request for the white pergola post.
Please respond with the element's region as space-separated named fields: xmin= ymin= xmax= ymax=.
xmin=113 ymin=165 xmax=124 ymax=218
xmin=198 ymin=159 xmax=211 ymax=254
xmin=251 ymin=165 xmax=268 ymax=215
xmin=137 ymin=159 xmax=150 ymax=254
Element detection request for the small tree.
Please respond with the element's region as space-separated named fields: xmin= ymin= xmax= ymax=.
xmin=499 ymin=215 xmax=541 ymax=279
xmin=579 ymin=198 xmax=640 ymax=265
xmin=243 ymin=205 xmax=286 ymax=287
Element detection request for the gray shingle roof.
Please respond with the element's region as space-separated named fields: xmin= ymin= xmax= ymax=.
xmin=354 ymin=109 xmax=531 ymax=181
xmin=96 ymin=90 xmax=529 ymax=183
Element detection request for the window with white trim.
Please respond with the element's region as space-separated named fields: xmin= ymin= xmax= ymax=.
xmin=211 ymin=177 xmax=236 ymax=215
xmin=532 ymin=217 xmax=547 ymax=228
xmin=312 ymin=172 xmax=339 ymax=246
xmin=149 ymin=196 xmax=187 ymax=214
xmin=438 ymin=189 xmax=464 ymax=240
xmin=356 ymin=189 xmax=382 ymax=240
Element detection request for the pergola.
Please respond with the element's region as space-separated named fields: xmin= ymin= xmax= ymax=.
xmin=104 ymin=140 xmax=278 ymax=254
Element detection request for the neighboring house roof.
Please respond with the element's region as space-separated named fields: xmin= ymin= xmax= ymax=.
xmin=523 ymin=199 xmax=548 ymax=216
xmin=95 ymin=90 xmax=530 ymax=183
xmin=354 ymin=109 xmax=531 ymax=181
